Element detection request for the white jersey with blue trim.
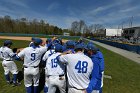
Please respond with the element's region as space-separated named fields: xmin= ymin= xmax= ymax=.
xmin=42 ymin=49 xmax=55 ymax=62
xmin=29 ymin=42 xmax=34 ymax=47
xmin=0 ymin=46 xmax=15 ymax=61
xmin=18 ymin=46 xmax=48 ymax=67
xmin=59 ymin=52 xmax=93 ymax=89
xmin=46 ymin=52 xmax=65 ymax=76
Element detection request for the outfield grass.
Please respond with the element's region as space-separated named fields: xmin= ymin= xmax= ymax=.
xmin=0 ymin=38 xmax=140 ymax=93
xmin=96 ymin=45 xmax=140 ymax=93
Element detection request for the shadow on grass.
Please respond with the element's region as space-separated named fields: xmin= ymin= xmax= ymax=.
xmin=17 ymin=70 xmax=24 ymax=82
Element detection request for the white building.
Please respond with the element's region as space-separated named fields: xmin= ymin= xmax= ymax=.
xmin=96 ymin=29 xmax=122 ymax=37
xmin=63 ymin=32 xmax=70 ymax=36
xmin=105 ymin=29 xmax=122 ymax=36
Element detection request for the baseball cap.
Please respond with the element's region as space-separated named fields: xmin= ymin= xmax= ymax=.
xmin=34 ymin=38 xmax=42 ymax=45
xmin=86 ymin=44 xmax=97 ymax=51
xmin=4 ymin=40 xmax=12 ymax=46
xmin=46 ymin=38 xmax=52 ymax=43
xmin=74 ymin=44 xmax=84 ymax=50
xmin=54 ymin=44 xmax=63 ymax=52
xmin=66 ymin=40 xmax=75 ymax=46
xmin=31 ymin=37 xmax=36 ymax=41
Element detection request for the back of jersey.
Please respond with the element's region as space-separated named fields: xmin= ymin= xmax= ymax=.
xmin=64 ymin=53 xmax=93 ymax=89
xmin=46 ymin=52 xmax=65 ymax=76
xmin=18 ymin=47 xmax=47 ymax=67
xmin=0 ymin=47 xmax=14 ymax=60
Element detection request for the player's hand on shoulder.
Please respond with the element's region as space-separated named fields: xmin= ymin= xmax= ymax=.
xmin=52 ymin=36 xmax=57 ymax=41
xmin=16 ymin=49 xmax=21 ymax=54
xmin=66 ymin=50 xmax=72 ymax=54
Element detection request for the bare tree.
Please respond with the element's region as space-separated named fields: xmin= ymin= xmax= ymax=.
xmin=71 ymin=21 xmax=79 ymax=33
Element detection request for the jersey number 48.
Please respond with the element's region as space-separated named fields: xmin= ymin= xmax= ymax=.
xmin=75 ymin=61 xmax=88 ymax=73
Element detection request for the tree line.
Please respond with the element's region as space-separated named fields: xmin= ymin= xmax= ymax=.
xmin=0 ymin=15 xmax=105 ymax=36
xmin=0 ymin=15 xmax=63 ymax=35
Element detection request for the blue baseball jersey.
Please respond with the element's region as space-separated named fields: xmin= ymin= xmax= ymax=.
xmin=86 ymin=51 xmax=104 ymax=93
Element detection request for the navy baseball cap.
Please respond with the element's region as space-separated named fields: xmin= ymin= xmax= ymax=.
xmin=86 ymin=44 xmax=97 ymax=51
xmin=66 ymin=40 xmax=75 ymax=46
xmin=34 ymin=38 xmax=42 ymax=45
xmin=54 ymin=44 xmax=63 ymax=52
xmin=74 ymin=44 xmax=84 ymax=50
xmin=4 ymin=40 xmax=12 ymax=46
xmin=31 ymin=37 xmax=36 ymax=41
xmin=47 ymin=38 xmax=52 ymax=43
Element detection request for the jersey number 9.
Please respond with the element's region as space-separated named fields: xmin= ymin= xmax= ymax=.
xmin=75 ymin=61 xmax=88 ymax=73
xmin=31 ymin=53 xmax=36 ymax=61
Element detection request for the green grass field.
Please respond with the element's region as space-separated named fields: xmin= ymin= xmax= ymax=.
xmin=0 ymin=38 xmax=140 ymax=93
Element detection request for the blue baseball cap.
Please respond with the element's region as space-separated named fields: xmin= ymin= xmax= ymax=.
xmin=34 ymin=38 xmax=42 ymax=45
xmin=46 ymin=38 xmax=52 ymax=43
xmin=4 ymin=40 xmax=12 ymax=46
xmin=66 ymin=40 xmax=75 ymax=46
xmin=31 ymin=37 xmax=36 ymax=41
xmin=74 ymin=44 xmax=84 ymax=50
xmin=54 ymin=44 xmax=63 ymax=52
xmin=86 ymin=44 xmax=97 ymax=51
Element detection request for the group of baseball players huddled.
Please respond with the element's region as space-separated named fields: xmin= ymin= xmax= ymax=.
xmin=0 ymin=37 xmax=104 ymax=93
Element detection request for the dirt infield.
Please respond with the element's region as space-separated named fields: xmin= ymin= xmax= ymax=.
xmin=0 ymin=36 xmax=68 ymax=42
xmin=0 ymin=36 xmax=46 ymax=41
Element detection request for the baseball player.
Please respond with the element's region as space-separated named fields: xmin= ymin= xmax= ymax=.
xmin=42 ymin=44 xmax=55 ymax=93
xmin=65 ymin=40 xmax=75 ymax=53
xmin=0 ymin=40 xmax=19 ymax=86
xmin=57 ymin=44 xmax=93 ymax=93
xmin=86 ymin=44 xmax=105 ymax=93
xmin=63 ymin=40 xmax=76 ymax=93
xmin=45 ymin=44 xmax=65 ymax=93
xmin=17 ymin=38 xmax=49 ymax=93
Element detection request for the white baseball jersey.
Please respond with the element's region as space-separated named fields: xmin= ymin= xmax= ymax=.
xmin=0 ymin=46 xmax=18 ymax=75
xmin=42 ymin=49 xmax=55 ymax=62
xmin=46 ymin=52 xmax=65 ymax=76
xmin=0 ymin=46 xmax=15 ymax=60
xmin=59 ymin=52 xmax=93 ymax=89
xmin=18 ymin=46 xmax=48 ymax=67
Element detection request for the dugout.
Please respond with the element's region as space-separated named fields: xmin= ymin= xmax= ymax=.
xmin=122 ymin=27 xmax=140 ymax=39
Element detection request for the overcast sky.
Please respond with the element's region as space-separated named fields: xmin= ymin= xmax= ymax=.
xmin=0 ymin=0 xmax=140 ymax=29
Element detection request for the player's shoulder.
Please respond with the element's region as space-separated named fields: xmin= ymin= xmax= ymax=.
xmin=24 ymin=47 xmax=31 ymax=50
xmin=21 ymin=47 xmax=32 ymax=52
xmin=4 ymin=47 xmax=12 ymax=51
xmin=83 ymin=54 xmax=93 ymax=62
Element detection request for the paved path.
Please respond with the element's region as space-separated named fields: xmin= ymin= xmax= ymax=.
xmin=84 ymin=38 xmax=140 ymax=64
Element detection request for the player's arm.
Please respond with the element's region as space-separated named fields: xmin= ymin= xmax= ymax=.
xmin=97 ymin=51 xmax=105 ymax=71
xmin=15 ymin=49 xmax=25 ymax=61
xmin=39 ymin=37 xmax=57 ymax=53
xmin=41 ymin=51 xmax=50 ymax=66
xmin=8 ymin=49 xmax=18 ymax=58
xmin=56 ymin=54 xmax=69 ymax=64
xmin=86 ymin=60 xmax=100 ymax=93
